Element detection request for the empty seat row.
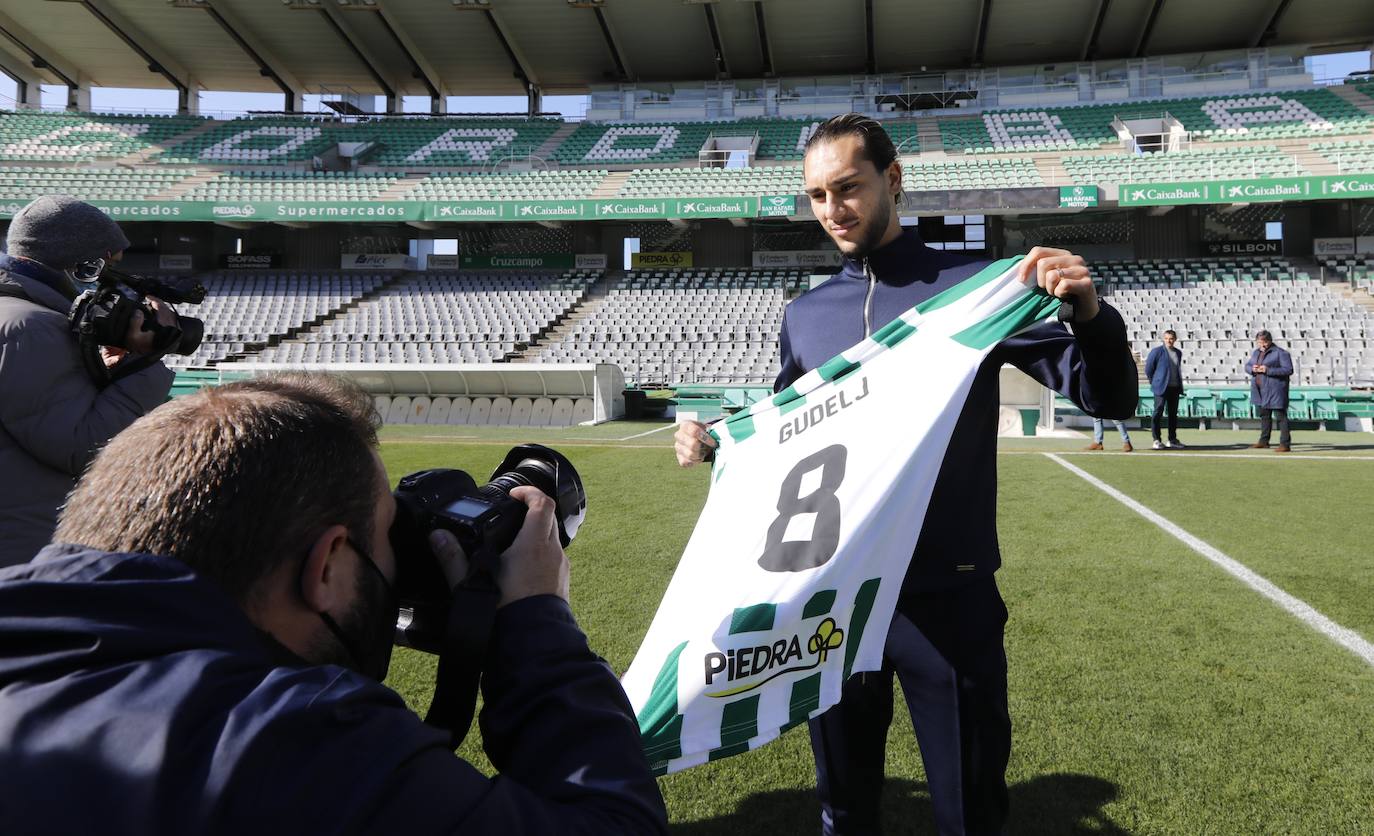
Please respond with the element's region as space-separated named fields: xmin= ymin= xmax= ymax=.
xmin=375 ymin=395 xmax=592 ymax=427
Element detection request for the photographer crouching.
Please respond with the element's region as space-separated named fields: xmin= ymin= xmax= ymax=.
xmin=0 ymin=195 xmax=181 ymax=566
xmin=0 ymin=373 xmax=668 ymax=835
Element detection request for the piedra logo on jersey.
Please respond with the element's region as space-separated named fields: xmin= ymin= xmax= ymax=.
xmin=703 ymin=617 xmax=845 ymax=698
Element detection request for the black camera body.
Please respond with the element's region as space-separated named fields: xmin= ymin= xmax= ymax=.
xmin=69 ymin=266 xmax=207 ymax=359
xmin=390 ymin=444 xmax=586 ymax=654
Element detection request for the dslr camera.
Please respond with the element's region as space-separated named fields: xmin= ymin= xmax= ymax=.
xmin=68 ymin=259 xmax=207 ymax=381
xmin=389 ymin=444 xmax=586 ymax=654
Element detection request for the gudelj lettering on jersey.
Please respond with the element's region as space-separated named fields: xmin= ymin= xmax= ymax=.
xmin=703 ymin=617 xmax=845 ymax=697
xmin=779 ymin=376 xmax=870 ymax=445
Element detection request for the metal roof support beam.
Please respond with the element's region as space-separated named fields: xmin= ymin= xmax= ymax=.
xmin=703 ymin=4 xmax=730 ymax=78
xmin=971 ymin=0 xmax=994 ymax=66
xmin=67 ymin=0 xmax=192 ymax=111
xmin=591 ymin=6 xmax=631 ymax=82
xmin=0 ymin=10 xmax=82 ymax=94
xmin=864 ymin=0 xmax=876 ymax=75
xmin=315 ymin=2 xmax=399 ymax=111
xmin=1080 ymin=0 xmax=1111 ymax=61
xmin=754 ymin=3 xmax=773 ymax=77
xmin=1133 ymin=0 xmax=1167 ymax=58
xmin=371 ymin=3 xmax=444 ymax=108
xmin=483 ymin=8 xmax=540 ymax=90
xmin=1251 ymin=0 xmax=1295 ymax=48
xmin=184 ymin=0 xmax=304 ymax=112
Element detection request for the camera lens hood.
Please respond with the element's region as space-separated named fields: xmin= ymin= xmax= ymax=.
xmin=489 ymin=444 xmax=586 ymax=546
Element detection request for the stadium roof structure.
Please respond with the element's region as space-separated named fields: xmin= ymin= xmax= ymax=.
xmin=0 ymin=0 xmax=1371 ymax=108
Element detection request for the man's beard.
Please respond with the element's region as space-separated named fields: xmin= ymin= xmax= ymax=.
xmin=832 ymin=197 xmax=894 ymax=261
xmin=310 ymin=562 xmax=398 ymax=679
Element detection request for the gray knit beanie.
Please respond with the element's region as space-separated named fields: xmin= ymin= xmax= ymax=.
xmin=5 ymin=195 xmax=131 ymax=270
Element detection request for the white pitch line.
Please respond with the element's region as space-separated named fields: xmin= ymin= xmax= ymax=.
xmin=1044 ymin=452 xmax=1374 ymax=669
xmin=618 ymin=423 xmax=678 ymax=441
xmin=1043 ymin=450 xmax=1374 ymax=462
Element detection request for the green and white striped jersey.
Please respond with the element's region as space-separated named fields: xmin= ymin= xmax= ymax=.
xmin=622 ymin=257 xmax=1062 ymax=775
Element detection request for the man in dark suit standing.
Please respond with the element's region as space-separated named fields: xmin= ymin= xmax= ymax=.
xmin=1144 ymin=329 xmax=1187 ymax=450
xmin=1246 ymin=329 xmax=1294 ymax=452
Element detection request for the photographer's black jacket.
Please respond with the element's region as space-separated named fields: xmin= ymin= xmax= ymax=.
xmin=0 ymin=546 xmax=668 ymax=836
xmin=777 ymin=230 xmax=1138 ymax=596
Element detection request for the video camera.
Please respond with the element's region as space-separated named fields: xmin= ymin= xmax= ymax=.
xmin=388 ymin=444 xmax=586 ymax=654
xmin=67 ymin=259 xmax=207 ymax=384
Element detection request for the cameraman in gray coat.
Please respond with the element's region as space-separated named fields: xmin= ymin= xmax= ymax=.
xmin=0 ymin=196 xmax=175 ymax=566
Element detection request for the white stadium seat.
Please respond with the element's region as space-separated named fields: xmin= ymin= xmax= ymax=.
xmin=408 ymin=396 xmax=431 ymax=425
xmin=427 ymin=396 xmax=452 ymax=425
xmin=386 ymin=396 xmax=412 ymax=425
xmin=447 ymin=397 xmax=472 ymax=425
xmin=550 ymin=398 xmax=574 ymax=426
xmin=489 ymin=396 xmax=512 ymax=425
xmin=529 ymin=398 xmax=553 ymax=426
xmin=469 ymin=397 xmax=492 ymax=426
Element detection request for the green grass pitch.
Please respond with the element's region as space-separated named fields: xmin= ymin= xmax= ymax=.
xmin=379 ymin=421 xmax=1374 ymax=834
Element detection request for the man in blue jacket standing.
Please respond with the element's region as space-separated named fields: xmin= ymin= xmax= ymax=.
xmin=1246 ymin=329 xmax=1294 ymax=452
xmin=0 ymin=373 xmax=667 ymax=836
xmin=1144 ymin=329 xmax=1187 ymax=450
xmin=676 ymin=114 xmax=1137 ymax=835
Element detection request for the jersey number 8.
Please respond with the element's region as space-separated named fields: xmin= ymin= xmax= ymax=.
xmin=758 ymin=444 xmax=847 ymax=573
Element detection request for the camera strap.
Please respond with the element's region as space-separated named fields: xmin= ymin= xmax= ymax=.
xmin=424 ymin=548 xmax=502 ymax=749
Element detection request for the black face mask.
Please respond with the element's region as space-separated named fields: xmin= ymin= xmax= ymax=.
xmin=317 ymin=538 xmax=399 ymax=681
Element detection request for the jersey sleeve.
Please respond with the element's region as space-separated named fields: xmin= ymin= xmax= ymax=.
xmin=994 ymin=300 xmax=1138 ymax=420
xmin=774 ymin=304 xmax=804 ymax=394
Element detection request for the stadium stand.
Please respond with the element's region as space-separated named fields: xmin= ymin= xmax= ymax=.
xmin=178 ymin=170 xmax=401 ymax=202
xmin=1003 ymin=214 xmax=1134 ymax=248
xmin=1319 ymin=255 xmax=1374 ymax=293
xmin=1064 ymin=146 xmax=1309 ymax=185
xmin=453 ymin=225 xmax=573 ymax=255
xmin=530 ymin=268 xmax=803 ymax=386
xmin=938 ymin=89 xmax=1374 ymax=153
xmin=406 ymin=169 xmax=605 ymax=201
xmin=0 ymin=111 xmax=205 ymax=162
xmin=1099 ymin=259 xmax=1374 ymax=387
xmin=617 ymin=157 xmax=1042 ymax=198
xmin=0 ymin=166 xmax=199 ymax=201
xmin=370 ymin=393 xmax=597 ymax=428
xmin=251 ymin=270 xmax=596 ymax=365
xmin=903 ymin=157 xmax=1043 ymax=189
xmin=753 ymin=223 xmax=832 ymax=251
xmin=162 ymin=271 xmax=394 ymax=370
xmin=619 ymin=166 xmax=801 ymax=197
xmin=153 ymin=117 xmax=560 ymax=166
xmin=627 ymin=222 xmax=696 ymax=253
xmin=1201 ymin=204 xmax=1285 ymax=241
xmin=1313 ymin=139 xmax=1374 ymax=172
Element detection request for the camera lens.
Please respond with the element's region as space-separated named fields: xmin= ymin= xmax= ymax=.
xmin=478 ymin=458 xmax=557 ymax=503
